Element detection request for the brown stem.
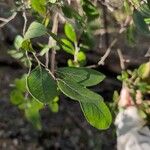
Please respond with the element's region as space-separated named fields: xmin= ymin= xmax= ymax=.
xmin=49 ymin=13 xmax=59 ymax=74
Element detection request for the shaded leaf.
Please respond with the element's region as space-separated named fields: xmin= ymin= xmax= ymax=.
xmin=57 ymin=67 xmax=105 ymax=87
xmin=82 ymin=0 xmax=99 ymax=21
xmin=133 ymin=10 xmax=150 ymax=36
xmin=80 ymin=99 xmax=112 ymax=130
xmin=57 ymin=79 xmax=112 ymax=129
xmin=27 ymin=66 xmax=58 ymax=103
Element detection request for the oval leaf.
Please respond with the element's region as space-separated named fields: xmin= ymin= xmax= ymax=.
xmin=49 ymin=0 xmax=56 ymax=3
xmin=27 ymin=66 xmax=58 ymax=103
xmin=61 ymin=38 xmax=75 ymax=55
xmin=57 ymin=79 xmax=112 ymax=129
xmin=31 ymin=0 xmax=46 ymax=15
xmin=138 ymin=62 xmax=150 ymax=83
xmin=24 ymin=22 xmax=47 ymax=39
xmin=57 ymin=79 xmax=100 ymax=102
xmin=80 ymin=100 xmax=112 ymax=130
xmin=64 ymin=23 xmax=77 ymax=42
xmin=57 ymin=67 xmax=105 ymax=87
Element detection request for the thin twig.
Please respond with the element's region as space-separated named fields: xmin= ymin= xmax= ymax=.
xmin=22 ymin=11 xmax=27 ymax=36
xmin=74 ymin=42 xmax=80 ymax=65
xmin=49 ymin=13 xmax=59 ymax=73
xmin=0 ymin=12 xmax=17 ymax=28
xmin=98 ymin=38 xmax=117 ymax=65
xmin=117 ymin=49 xmax=125 ymax=70
xmin=87 ymin=39 xmax=117 ymax=68
xmin=21 ymin=0 xmax=27 ymax=36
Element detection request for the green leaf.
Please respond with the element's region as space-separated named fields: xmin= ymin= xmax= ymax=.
xmin=10 ymin=90 xmax=24 ymax=105
xmin=24 ymin=22 xmax=47 ymax=39
xmin=25 ymin=99 xmax=44 ymax=130
xmin=31 ymin=0 xmax=46 ymax=15
xmin=77 ymin=51 xmax=86 ymax=66
xmin=8 ymin=50 xmax=24 ymax=59
xmin=67 ymin=59 xmax=76 ymax=67
xmin=21 ymin=40 xmax=34 ymax=52
xmin=138 ymin=62 xmax=150 ymax=83
xmin=15 ymin=75 xmax=27 ymax=92
xmin=57 ymin=78 xmax=100 ymax=103
xmin=80 ymin=100 xmax=112 ymax=130
xmin=57 ymin=67 xmax=105 ymax=87
xmin=14 ymin=35 xmax=24 ymax=50
xmin=49 ymin=0 xmax=56 ymax=3
xmin=39 ymin=45 xmax=51 ymax=56
xmin=57 ymin=79 xmax=112 ymax=129
xmin=133 ymin=10 xmax=150 ymax=36
xmin=64 ymin=23 xmax=77 ymax=42
xmin=61 ymin=38 xmax=75 ymax=55
xmin=113 ymin=91 xmax=119 ymax=103
xmin=62 ymin=4 xmax=83 ymax=22
xmin=27 ymin=66 xmax=58 ymax=103
xmin=82 ymin=0 xmax=99 ymax=21
xmin=48 ymin=96 xmax=59 ymax=113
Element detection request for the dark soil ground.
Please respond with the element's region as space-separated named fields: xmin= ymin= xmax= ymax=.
xmin=0 ymin=66 xmax=117 ymax=150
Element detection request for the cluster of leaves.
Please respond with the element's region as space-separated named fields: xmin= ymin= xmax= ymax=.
xmin=116 ymin=62 xmax=150 ymax=117
xmin=117 ymin=62 xmax=150 ymax=94
xmin=8 ymin=0 xmax=150 ymax=130
xmin=109 ymin=62 xmax=150 ymax=119
xmin=112 ymin=0 xmax=150 ymax=44
xmin=10 ymin=75 xmax=44 ymax=130
xmin=10 ymin=64 xmax=112 ymax=130
xmin=9 ymin=20 xmax=112 ymax=130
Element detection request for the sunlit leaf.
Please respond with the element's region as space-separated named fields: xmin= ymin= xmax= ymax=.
xmin=14 ymin=35 xmax=24 ymax=50
xmin=48 ymin=96 xmax=59 ymax=113
xmin=15 ymin=75 xmax=27 ymax=92
xmin=25 ymin=99 xmax=44 ymax=130
xmin=21 ymin=40 xmax=34 ymax=52
xmin=61 ymin=38 xmax=75 ymax=55
xmin=24 ymin=22 xmax=47 ymax=39
xmin=64 ymin=23 xmax=77 ymax=42
xmin=31 ymin=0 xmax=46 ymax=15
xmin=138 ymin=62 xmax=150 ymax=83
xmin=10 ymin=90 xmax=24 ymax=105
xmin=49 ymin=0 xmax=56 ymax=3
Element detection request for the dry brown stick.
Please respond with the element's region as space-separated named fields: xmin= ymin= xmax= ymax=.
xmin=48 ymin=13 xmax=59 ymax=73
xmin=98 ymin=38 xmax=117 ymax=65
xmin=0 ymin=12 xmax=17 ymax=28
xmin=21 ymin=0 xmax=27 ymax=36
xmin=117 ymin=48 xmax=125 ymax=70
xmin=87 ymin=38 xmax=117 ymax=68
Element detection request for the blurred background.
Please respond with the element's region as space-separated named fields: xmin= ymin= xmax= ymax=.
xmin=0 ymin=0 xmax=149 ymax=149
